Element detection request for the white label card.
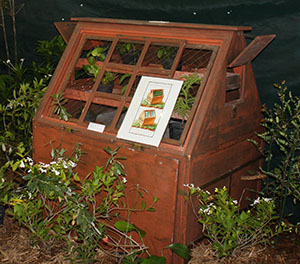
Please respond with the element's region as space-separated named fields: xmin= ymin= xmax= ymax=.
xmin=87 ymin=122 xmax=105 ymax=133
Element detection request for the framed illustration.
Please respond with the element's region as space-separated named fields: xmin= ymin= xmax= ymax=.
xmin=117 ymin=76 xmax=183 ymax=147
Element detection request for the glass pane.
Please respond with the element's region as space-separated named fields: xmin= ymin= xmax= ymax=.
xmin=84 ymin=104 xmax=118 ymax=126
xmin=127 ymin=75 xmax=142 ymax=97
xmin=110 ymin=40 xmax=144 ymax=65
xmin=162 ymin=46 xmax=214 ymax=142
xmin=80 ymin=39 xmax=112 ymax=62
xmin=95 ymin=71 xmax=132 ymax=95
xmin=164 ymin=119 xmax=186 ymax=140
xmin=178 ymin=48 xmax=212 ymax=73
xmin=65 ymin=39 xmax=113 ymax=93
xmin=51 ymin=97 xmax=85 ymax=121
xmin=116 ymin=106 xmax=128 ymax=129
xmin=142 ymin=43 xmax=179 ymax=70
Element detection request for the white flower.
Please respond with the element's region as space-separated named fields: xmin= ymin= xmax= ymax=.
xmin=6 ymin=59 xmax=10 ymax=64
xmin=251 ymin=197 xmax=261 ymax=206
xmin=62 ymin=160 xmax=68 ymax=169
xmin=205 ymin=190 xmax=210 ymax=195
xmin=68 ymin=160 xmax=77 ymax=168
xmin=19 ymin=160 xmax=25 ymax=168
xmin=232 ymin=200 xmax=238 ymax=205
xmin=52 ymin=169 xmax=60 ymax=176
xmin=262 ymin=197 xmax=272 ymax=203
xmin=41 ymin=163 xmax=50 ymax=168
xmin=203 ymin=207 xmax=210 ymax=214
xmin=183 ymin=183 xmax=195 ymax=188
xmin=39 ymin=168 xmax=47 ymax=173
xmin=122 ymin=177 xmax=127 ymax=183
xmin=26 ymin=157 xmax=34 ymax=166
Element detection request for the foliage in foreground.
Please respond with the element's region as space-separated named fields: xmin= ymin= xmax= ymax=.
xmin=249 ymin=81 xmax=300 ymax=222
xmin=1 ymin=144 xmax=189 ymax=263
xmin=3 ymin=145 xmax=158 ymax=262
xmin=0 ymin=35 xmax=66 ymax=162
xmin=186 ymin=185 xmax=291 ymax=258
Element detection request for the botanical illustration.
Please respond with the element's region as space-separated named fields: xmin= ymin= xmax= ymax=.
xmin=117 ymin=76 xmax=183 ymax=146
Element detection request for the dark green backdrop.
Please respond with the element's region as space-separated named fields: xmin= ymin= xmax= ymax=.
xmin=1 ymin=0 xmax=300 ymax=105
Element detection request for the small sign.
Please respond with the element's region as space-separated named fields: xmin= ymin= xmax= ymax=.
xmin=117 ymin=76 xmax=183 ymax=147
xmin=87 ymin=122 xmax=105 ymax=133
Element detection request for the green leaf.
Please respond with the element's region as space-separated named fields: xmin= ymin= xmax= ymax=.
xmin=157 ymin=49 xmax=163 ymax=59
xmin=114 ymin=221 xmax=136 ymax=232
xmin=168 ymin=243 xmax=190 ymax=260
xmin=153 ymin=197 xmax=159 ymax=203
xmin=141 ymin=255 xmax=166 ymax=264
xmin=73 ymin=173 xmax=81 ymax=182
xmin=141 ymin=200 xmax=146 ymax=210
xmin=114 ymin=221 xmax=146 ymax=238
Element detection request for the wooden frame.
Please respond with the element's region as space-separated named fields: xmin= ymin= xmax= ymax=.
xmin=33 ymin=18 xmax=275 ymax=263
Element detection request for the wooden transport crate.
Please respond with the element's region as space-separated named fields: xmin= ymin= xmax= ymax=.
xmin=33 ymin=18 xmax=275 ymax=263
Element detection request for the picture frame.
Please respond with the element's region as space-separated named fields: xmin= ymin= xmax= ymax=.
xmin=117 ymin=76 xmax=183 ymax=147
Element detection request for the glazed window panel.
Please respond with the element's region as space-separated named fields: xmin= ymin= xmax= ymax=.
xmin=48 ymin=33 xmax=217 ymax=146
xmin=77 ymin=38 xmax=114 ymax=85
xmin=110 ymin=40 xmax=144 ymax=65
xmin=84 ymin=103 xmax=118 ymax=126
xmin=162 ymin=45 xmax=216 ymax=144
xmin=51 ymin=96 xmax=85 ymax=122
xmin=141 ymin=43 xmax=180 ymax=70
xmin=178 ymin=48 xmax=213 ymax=73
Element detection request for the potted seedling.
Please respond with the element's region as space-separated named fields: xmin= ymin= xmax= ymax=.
xmin=169 ymin=73 xmax=202 ymax=139
xmin=157 ymin=46 xmax=178 ymax=69
xmin=87 ymin=46 xmax=108 ymax=61
xmin=116 ymin=42 xmax=140 ymax=65
xmin=98 ymin=70 xmax=117 ymax=93
xmin=82 ymin=56 xmax=117 ymax=93
xmin=119 ymin=73 xmax=132 ymax=95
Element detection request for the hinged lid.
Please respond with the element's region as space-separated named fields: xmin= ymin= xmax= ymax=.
xmin=54 ymin=22 xmax=77 ymax=43
xmin=228 ymin=34 xmax=276 ymax=67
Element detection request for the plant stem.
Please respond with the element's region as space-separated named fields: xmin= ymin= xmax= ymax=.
xmin=8 ymin=0 xmax=17 ymax=63
xmin=0 ymin=4 xmax=10 ymax=61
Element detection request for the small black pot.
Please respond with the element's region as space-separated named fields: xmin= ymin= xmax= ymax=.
xmin=161 ymin=57 xmax=174 ymax=69
xmin=97 ymin=82 xmax=114 ymax=93
xmin=0 ymin=205 xmax=6 ymax=225
xmin=169 ymin=121 xmax=185 ymax=140
xmin=121 ymin=51 xmax=139 ymax=65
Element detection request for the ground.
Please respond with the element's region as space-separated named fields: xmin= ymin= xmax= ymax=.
xmin=1 ymin=215 xmax=300 ymax=263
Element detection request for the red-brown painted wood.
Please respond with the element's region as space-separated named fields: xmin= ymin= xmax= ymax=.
xmin=33 ymin=18 xmax=274 ymax=263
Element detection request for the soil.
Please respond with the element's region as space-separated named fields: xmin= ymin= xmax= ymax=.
xmin=1 ymin=215 xmax=300 ymax=264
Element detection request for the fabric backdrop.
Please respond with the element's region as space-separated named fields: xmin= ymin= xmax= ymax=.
xmin=1 ymin=0 xmax=299 ymax=106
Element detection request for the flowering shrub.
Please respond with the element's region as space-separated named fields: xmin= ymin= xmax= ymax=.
xmin=0 ymin=36 xmax=66 ymax=163
xmin=185 ymin=185 xmax=290 ymax=258
xmin=249 ymin=81 xmax=300 ymax=225
xmin=4 ymin=145 xmax=158 ymax=263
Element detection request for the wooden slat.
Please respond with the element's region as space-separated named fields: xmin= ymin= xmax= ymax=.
xmin=70 ymin=17 xmax=252 ymax=32
xmin=228 ymin=34 xmax=276 ymax=67
xmin=54 ymin=22 xmax=77 ymax=43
